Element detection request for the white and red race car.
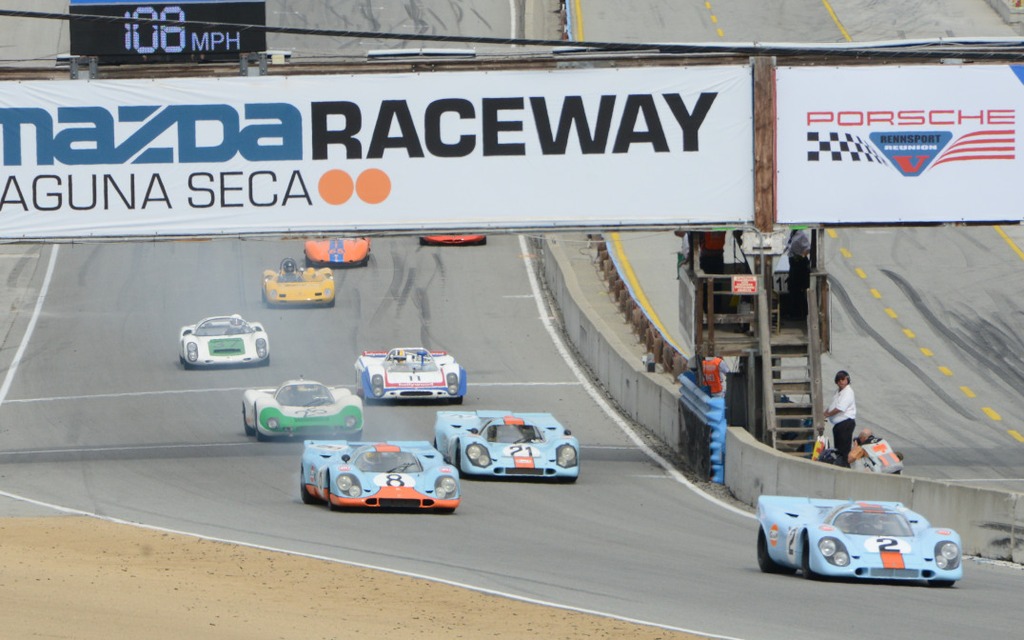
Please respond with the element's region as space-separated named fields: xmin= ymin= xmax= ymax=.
xmin=354 ymin=347 xmax=466 ymax=404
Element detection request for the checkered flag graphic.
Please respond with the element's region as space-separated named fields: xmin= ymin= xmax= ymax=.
xmin=807 ymin=132 xmax=887 ymax=164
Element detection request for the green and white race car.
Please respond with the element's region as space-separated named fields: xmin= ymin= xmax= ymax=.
xmin=242 ymin=379 xmax=363 ymax=442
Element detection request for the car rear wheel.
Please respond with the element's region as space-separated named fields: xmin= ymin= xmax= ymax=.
xmin=757 ymin=528 xmax=793 ymax=574
xmin=801 ymin=536 xmax=818 ymax=580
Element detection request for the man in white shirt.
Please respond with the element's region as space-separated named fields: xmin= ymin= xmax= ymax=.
xmin=823 ymin=370 xmax=856 ymax=467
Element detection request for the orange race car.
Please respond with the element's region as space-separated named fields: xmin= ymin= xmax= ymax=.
xmin=419 ymin=234 xmax=487 ymax=246
xmin=304 ymin=237 xmax=371 ymax=268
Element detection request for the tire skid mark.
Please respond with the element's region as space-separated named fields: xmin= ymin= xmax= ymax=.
xmin=829 ymin=275 xmax=975 ymax=421
xmin=881 ymin=268 xmax=1024 ymax=399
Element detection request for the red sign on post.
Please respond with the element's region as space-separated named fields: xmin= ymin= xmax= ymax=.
xmin=731 ymin=275 xmax=758 ymax=294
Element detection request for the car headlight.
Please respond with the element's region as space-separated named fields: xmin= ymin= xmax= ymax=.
xmin=818 ymin=537 xmax=850 ymax=566
xmin=255 ymin=338 xmax=267 ymax=358
xmin=186 ymin=342 xmax=198 ymax=362
xmin=267 ymin=417 xmax=279 ymax=429
xmin=344 ymin=414 xmax=358 ymax=428
xmin=268 ymin=290 xmax=278 ymax=300
xmin=335 ymin=474 xmax=362 ymax=498
xmin=935 ymin=541 xmax=961 ymax=570
xmin=446 ymin=372 xmax=460 ymax=395
xmin=434 ymin=476 xmax=458 ymax=499
xmin=465 ymin=443 xmax=491 ymax=467
xmin=556 ymin=444 xmax=578 ymax=468
xmin=371 ymin=374 xmax=384 ymax=398
xmin=323 ymin=287 xmax=333 ymax=297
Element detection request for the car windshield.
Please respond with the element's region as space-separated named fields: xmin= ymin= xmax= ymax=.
xmin=485 ymin=423 xmax=542 ymax=444
xmin=385 ymin=350 xmax=437 ymax=372
xmin=354 ymin=450 xmax=423 ymax=474
xmin=276 ymin=383 xmax=333 ymax=407
xmin=194 ymin=318 xmax=252 ymax=336
xmin=832 ymin=511 xmax=913 ymax=537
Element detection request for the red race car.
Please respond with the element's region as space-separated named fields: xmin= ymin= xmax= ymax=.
xmin=419 ymin=234 xmax=487 ymax=246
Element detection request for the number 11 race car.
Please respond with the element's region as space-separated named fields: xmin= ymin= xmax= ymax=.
xmin=756 ymin=496 xmax=963 ymax=586
xmin=300 ymin=441 xmax=461 ymax=512
xmin=355 ymin=347 xmax=466 ymax=404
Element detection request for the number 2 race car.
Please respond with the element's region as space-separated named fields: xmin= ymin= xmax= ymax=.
xmin=433 ymin=410 xmax=580 ymax=481
xmin=178 ymin=314 xmax=269 ymax=369
xmin=242 ymin=379 xmax=363 ymax=442
xmin=300 ymin=441 xmax=461 ymax=512
xmin=756 ymin=496 xmax=963 ymax=586
xmin=354 ymin=347 xmax=466 ymax=404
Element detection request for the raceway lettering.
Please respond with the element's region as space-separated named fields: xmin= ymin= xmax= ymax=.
xmin=1 ymin=93 xmax=717 ymax=167
xmin=0 ymin=92 xmax=719 ymax=213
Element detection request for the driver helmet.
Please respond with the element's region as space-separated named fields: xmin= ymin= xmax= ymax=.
xmin=281 ymin=258 xmax=298 ymax=274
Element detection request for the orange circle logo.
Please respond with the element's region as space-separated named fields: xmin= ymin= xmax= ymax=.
xmin=318 ymin=169 xmax=354 ymax=205
xmin=356 ymin=169 xmax=391 ymax=204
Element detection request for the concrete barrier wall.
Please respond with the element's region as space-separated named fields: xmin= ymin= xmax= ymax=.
xmin=539 ymin=237 xmax=1024 ymax=563
xmin=538 ymin=238 xmax=683 ymax=453
xmin=727 ymin=427 xmax=1024 ymax=561
xmin=986 ymin=0 xmax=1024 ymax=33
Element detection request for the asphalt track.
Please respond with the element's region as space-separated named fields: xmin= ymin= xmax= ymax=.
xmin=1 ymin=1 xmax=1024 ymax=639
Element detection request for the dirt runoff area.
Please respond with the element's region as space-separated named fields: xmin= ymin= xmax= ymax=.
xmin=0 ymin=516 xmax=710 ymax=640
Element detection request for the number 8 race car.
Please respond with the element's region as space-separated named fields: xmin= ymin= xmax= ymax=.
xmin=300 ymin=441 xmax=461 ymax=512
xmin=756 ymin=495 xmax=963 ymax=587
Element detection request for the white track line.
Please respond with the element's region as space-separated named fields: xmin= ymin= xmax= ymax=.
xmin=519 ymin=235 xmax=752 ymax=520
xmin=0 ymin=245 xmax=59 ymax=406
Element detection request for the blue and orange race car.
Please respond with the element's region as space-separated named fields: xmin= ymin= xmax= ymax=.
xmin=300 ymin=441 xmax=461 ymax=512
xmin=304 ymin=237 xmax=371 ymax=268
xmin=756 ymin=496 xmax=962 ymax=586
xmin=433 ymin=410 xmax=579 ymax=482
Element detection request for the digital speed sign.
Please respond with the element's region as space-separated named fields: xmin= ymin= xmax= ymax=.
xmin=70 ymin=0 xmax=267 ymax=63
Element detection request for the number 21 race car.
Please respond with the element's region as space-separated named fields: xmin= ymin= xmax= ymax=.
xmin=756 ymin=495 xmax=962 ymax=586
xmin=433 ymin=410 xmax=579 ymax=481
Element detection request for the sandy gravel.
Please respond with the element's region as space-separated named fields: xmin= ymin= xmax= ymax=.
xmin=0 ymin=516 xmax=709 ymax=639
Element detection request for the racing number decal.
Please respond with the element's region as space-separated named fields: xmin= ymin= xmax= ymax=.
xmin=785 ymin=528 xmax=799 ymax=561
xmin=504 ymin=445 xmax=539 ymax=458
xmin=863 ymin=537 xmax=912 ymax=554
xmin=373 ymin=473 xmax=415 ymax=488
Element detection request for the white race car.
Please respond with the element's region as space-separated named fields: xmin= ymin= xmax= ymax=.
xmin=179 ymin=314 xmax=269 ymax=369
xmin=355 ymin=347 xmax=466 ymax=404
xmin=242 ymin=379 xmax=363 ymax=442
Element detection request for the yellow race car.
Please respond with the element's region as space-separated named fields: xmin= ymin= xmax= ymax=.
xmin=262 ymin=257 xmax=335 ymax=307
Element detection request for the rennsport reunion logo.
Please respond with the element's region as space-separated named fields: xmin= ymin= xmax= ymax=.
xmin=804 ymin=108 xmax=1016 ymax=177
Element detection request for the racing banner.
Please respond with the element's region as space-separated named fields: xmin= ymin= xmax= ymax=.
xmin=777 ymin=65 xmax=1023 ymax=224
xmin=0 ymin=66 xmax=753 ymax=239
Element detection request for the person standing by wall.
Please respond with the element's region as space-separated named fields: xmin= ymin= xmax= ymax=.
xmin=701 ymin=355 xmax=730 ymax=398
xmin=823 ymin=370 xmax=856 ymax=467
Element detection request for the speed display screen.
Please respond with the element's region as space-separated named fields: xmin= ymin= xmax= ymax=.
xmin=70 ymin=0 xmax=267 ymax=62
